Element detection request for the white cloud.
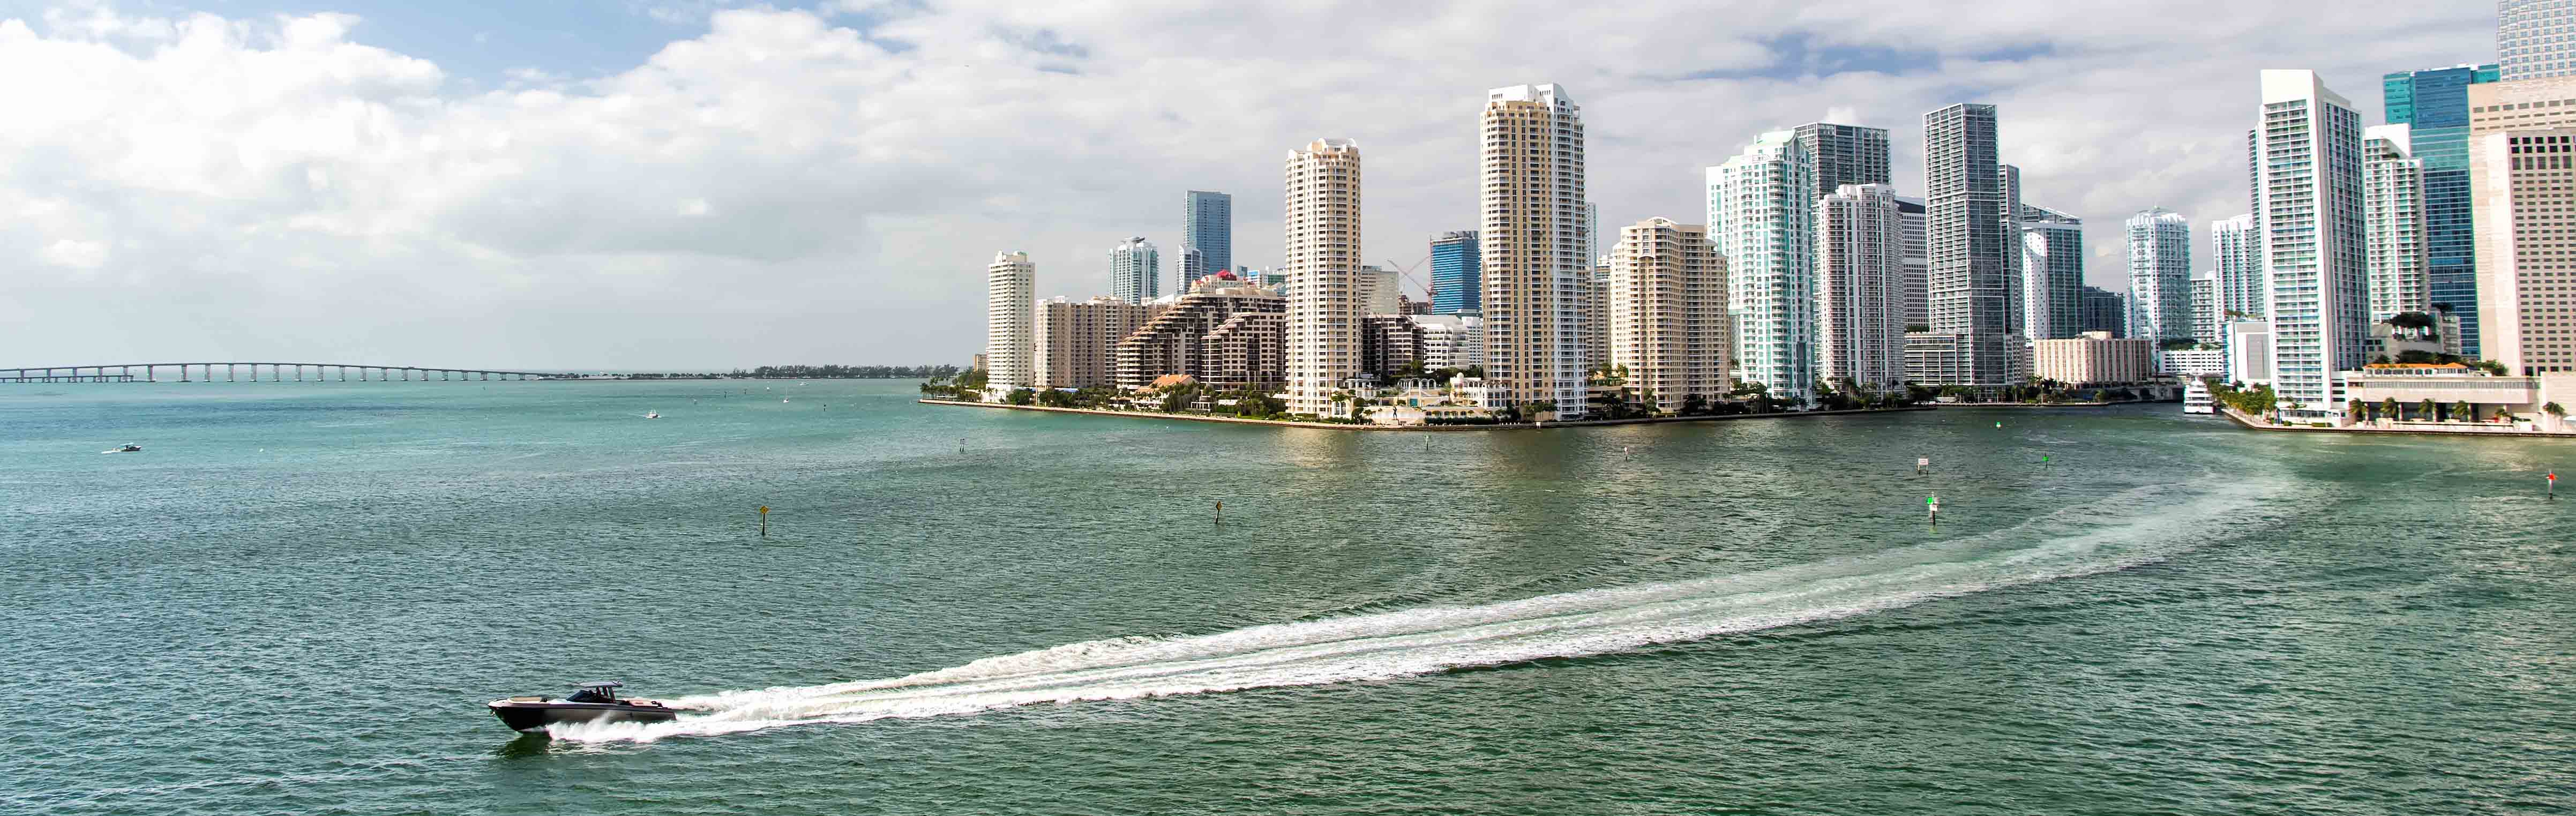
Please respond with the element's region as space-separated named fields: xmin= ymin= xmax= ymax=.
xmin=0 ymin=1 xmax=2500 ymax=368
xmin=40 ymin=238 xmax=108 ymax=269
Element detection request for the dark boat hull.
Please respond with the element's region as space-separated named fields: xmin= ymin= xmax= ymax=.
xmin=489 ymin=700 xmax=679 ymax=734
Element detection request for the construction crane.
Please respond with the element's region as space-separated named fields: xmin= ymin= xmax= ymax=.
xmin=1384 ymin=256 xmax=1433 ymax=305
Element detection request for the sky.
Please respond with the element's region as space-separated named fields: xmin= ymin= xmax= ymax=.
xmin=0 ymin=0 xmax=2499 ymax=370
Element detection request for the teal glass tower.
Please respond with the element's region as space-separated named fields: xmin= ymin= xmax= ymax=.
xmin=1429 ymin=230 xmax=1480 ymax=314
xmin=2382 ymin=63 xmax=2500 ymax=354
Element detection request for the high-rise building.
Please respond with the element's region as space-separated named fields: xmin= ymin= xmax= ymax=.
xmin=1283 ymin=138 xmax=1363 ymax=416
xmin=2362 ymin=124 xmax=2431 ymax=321
xmin=1794 ymin=123 xmax=1893 ymax=198
xmin=2191 ymin=276 xmax=2222 ymax=345
xmin=1410 ymin=313 xmax=1485 ymax=371
xmin=1584 ymin=260 xmax=1611 ymax=374
xmin=1998 ymin=164 xmax=2026 ymax=336
xmin=1583 ymin=201 xmax=1601 ymax=266
xmin=2079 ymin=286 xmax=2126 ymax=338
xmin=1176 ymin=245 xmax=1210 ymax=295
xmin=1429 ymin=230 xmax=1481 ymax=314
xmin=2501 ymin=2 xmax=2576 ymax=81
xmin=2211 ymin=214 xmax=2265 ymax=321
xmin=2019 ymin=206 xmax=2084 ymax=340
xmin=2125 ymin=207 xmax=2193 ymax=342
xmin=1898 ymin=196 xmax=1929 ymax=329
xmin=985 ymin=251 xmax=1036 ymax=395
xmin=1711 ymin=130 xmax=1817 ymax=403
xmin=1606 ymin=217 xmax=1726 ymax=413
xmin=2474 ymin=128 xmax=2576 ymax=375
xmin=1359 ymin=265 xmax=1401 ymax=315
xmin=2257 ymin=70 xmax=2370 ymax=422
xmin=2468 ymin=74 xmax=2576 ymax=375
xmin=1184 ymin=190 xmax=1233 ymax=279
xmin=1113 ymin=275 xmax=1285 ymax=390
xmin=2384 ymin=64 xmax=2500 ymax=351
xmin=1815 ymin=185 xmax=1904 ymax=391
xmin=1922 ymin=103 xmax=2015 ymax=386
xmin=1360 ymin=315 xmax=1424 ymax=380
xmin=1480 ymin=84 xmax=1589 ymax=418
xmin=1110 ymin=237 xmax=1159 ymax=305
xmin=1036 ymin=296 xmax=1157 ymax=389
xmin=2243 ymin=129 xmax=2266 ymax=320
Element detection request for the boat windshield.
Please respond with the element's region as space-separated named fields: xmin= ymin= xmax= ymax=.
xmin=566 ymin=686 xmax=619 ymax=703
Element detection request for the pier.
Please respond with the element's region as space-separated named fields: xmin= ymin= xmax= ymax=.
xmin=0 ymin=363 xmax=579 ymax=384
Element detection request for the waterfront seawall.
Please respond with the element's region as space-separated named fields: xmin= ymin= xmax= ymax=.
xmin=918 ymin=399 xmax=1933 ymax=431
xmin=2218 ymin=407 xmax=2575 ymax=439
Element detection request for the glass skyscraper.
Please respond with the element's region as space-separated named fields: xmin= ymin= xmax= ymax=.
xmin=1183 ymin=190 xmax=1232 ymax=280
xmin=1428 ymin=230 xmax=1481 ymax=314
xmin=2382 ymin=63 xmax=2499 ymax=353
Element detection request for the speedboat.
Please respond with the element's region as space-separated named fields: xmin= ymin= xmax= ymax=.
xmin=488 ymin=681 xmax=678 ymax=734
xmin=103 ymin=444 xmax=141 ymax=454
xmin=645 ymin=411 xmax=661 ymax=419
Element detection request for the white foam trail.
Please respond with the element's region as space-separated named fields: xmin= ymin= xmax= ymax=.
xmin=552 ymin=477 xmax=2276 ymax=744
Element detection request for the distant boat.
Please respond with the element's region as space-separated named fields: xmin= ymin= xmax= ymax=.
xmin=102 ymin=444 xmax=142 ymax=454
xmin=646 ymin=411 xmax=661 ymax=419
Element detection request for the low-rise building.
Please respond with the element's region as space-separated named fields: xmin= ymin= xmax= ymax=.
xmin=2032 ymin=331 xmax=2155 ymax=386
xmin=2161 ymin=348 xmax=2229 ymax=379
xmin=2341 ymin=366 xmax=2576 ymax=431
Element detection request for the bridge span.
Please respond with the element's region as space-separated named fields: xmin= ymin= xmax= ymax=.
xmin=1 ymin=363 xmax=581 ymax=384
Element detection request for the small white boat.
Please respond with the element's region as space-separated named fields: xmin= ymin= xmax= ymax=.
xmin=102 ymin=444 xmax=142 ymax=454
xmin=645 ymin=411 xmax=661 ymax=419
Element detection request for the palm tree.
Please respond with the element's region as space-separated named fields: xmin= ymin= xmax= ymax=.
xmin=2418 ymin=398 xmax=2438 ymax=421
xmin=2547 ymin=401 xmax=2568 ymax=429
xmin=2453 ymin=400 xmax=2474 ymax=423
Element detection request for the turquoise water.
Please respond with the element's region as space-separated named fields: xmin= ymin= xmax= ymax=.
xmin=4 ymin=380 xmax=2572 ymax=814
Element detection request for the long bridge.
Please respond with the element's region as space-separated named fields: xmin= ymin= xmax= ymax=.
xmin=1 ymin=363 xmax=582 ymax=384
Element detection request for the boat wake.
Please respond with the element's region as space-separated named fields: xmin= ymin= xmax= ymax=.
xmin=550 ymin=477 xmax=2276 ymax=743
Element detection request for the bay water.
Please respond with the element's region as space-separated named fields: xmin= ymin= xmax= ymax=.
xmin=4 ymin=380 xmax=2571 ymax=814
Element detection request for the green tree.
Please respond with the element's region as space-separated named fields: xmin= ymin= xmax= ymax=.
xmin=1005 ymin=388 xmax=1035 ymax=406
xmin=2453 ymin=400 xmax=2474 ymax=422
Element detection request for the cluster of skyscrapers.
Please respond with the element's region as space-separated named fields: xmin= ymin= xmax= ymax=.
xmin=983 ymin=4 xmax=2576 ymax=424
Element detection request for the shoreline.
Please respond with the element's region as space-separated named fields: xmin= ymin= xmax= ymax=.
xmin=2217 ymin=406 xmax=2575 ymax=439
xmin=918 ymin=399 xmax=1934 ymax=431
xmin=1934 ymin=399 xmax=2174 ymax=409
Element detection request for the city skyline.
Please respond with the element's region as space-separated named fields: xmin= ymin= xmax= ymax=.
xmin=0 ymin=1 xmax=2499 ymax=367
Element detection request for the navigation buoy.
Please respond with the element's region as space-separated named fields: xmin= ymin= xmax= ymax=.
xmin=1927 ymin=494 xmax=1940 ymax=524
xmin=2550 ymin=471 xmax=2559 ymax=500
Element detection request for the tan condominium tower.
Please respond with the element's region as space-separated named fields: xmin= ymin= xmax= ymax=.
xmin=1284 ymin=138 xmax=1363 ymax=416
xmin=1480 ymin=84 xmax=1590 ymax=418
xmin=2469 ymin=75 xmax=2576 ymax=374
xmin=1606 ymin=218 xmax=1726 ymax=414
xmin=984 ymin=251 xmax=1036 ymax=396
